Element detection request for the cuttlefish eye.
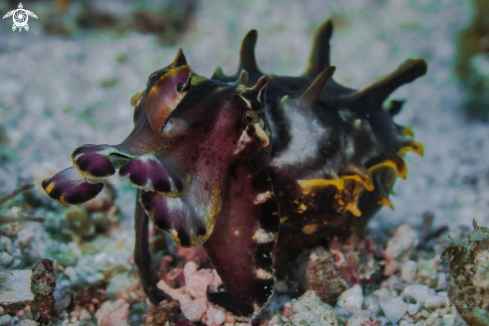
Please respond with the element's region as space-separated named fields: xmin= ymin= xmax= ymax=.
xmin=242 ymin=110 xmax=259 ymax=125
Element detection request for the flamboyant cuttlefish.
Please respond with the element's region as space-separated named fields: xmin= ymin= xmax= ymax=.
xmin=42 ymin=20 xmax=426 ymax=320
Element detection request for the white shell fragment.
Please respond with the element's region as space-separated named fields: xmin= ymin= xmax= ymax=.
xmin=379 ymin=295 xmax=408 ymax=324
xmin=337 ymin=284 xmax=363 ymax=310
xmin=0 ymin=270 xmax=33 ymax=305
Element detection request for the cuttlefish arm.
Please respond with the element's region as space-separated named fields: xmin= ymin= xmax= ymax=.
xmin=203 ymin=165 xmax=280 ymax=320
xmin=134 ymin=189 xmax=168 ymax=304
xmin=42 ymin=166 xmax=104 ymax=205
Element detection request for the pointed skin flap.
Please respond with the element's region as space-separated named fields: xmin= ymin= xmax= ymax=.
xmin=299 ymin=66 xmax=336 ymax=104
xmin=303 ymin=19 xmax=334 ymax=77
xmin=146 ymin=65 xmax=192 ymax=134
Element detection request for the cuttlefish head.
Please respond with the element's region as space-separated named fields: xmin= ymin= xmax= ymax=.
xmin=42 ymin=50 xmax=272 ymax=247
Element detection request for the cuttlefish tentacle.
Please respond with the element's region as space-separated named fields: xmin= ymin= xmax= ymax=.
xmin=134 ymin=190 xmax=168 ymax=304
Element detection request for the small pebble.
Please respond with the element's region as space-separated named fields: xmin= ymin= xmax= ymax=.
xmin=282 ymin=302 xmax=291 ymax=318
xmin=0 ymin=315 xmax=11 ymax=326
xmin=402 ymin=284 xmax=434 ymax=315
xmin=425 ymin=312 xmax=440 ymax=326
xmin=267 ymin=315 xmax=281 ymax=325
xmin=408 ymin=305 xmax=419 ymax=316
xmin=274 ymin=280 xmax=289 ymax=294
xmin=378 ymin=317 xmax=389 ymax=326
xmin=22 ymin=306 xmax=33 ymax=320
xmin=363 ymin=296 xmax=380 ymax=315
xmin=417 ymin=309 xmax=430 ymax=318
xmin=442 ymin=314 xmax=455 ymax=326
xmin=16 ymin=226 xmax=36 ymax=248
xmin=337 ymin=284 xmax=363 ymax=310
xmin=79 ymin=309 xmax=91 ymax=321
xmin=6 ymin=207 xmax=20 ymax=218
xmin=0 ymin=236 xmax=13 ymax=254
xmin=63 ymin=267 xmax=78 ymax=283
xmin=0 ymin=252 xmax=13 ymax=267
xmin=436 ymin=306 xmax=450 ymax=318
xmin=70 ymin=311 xmax=80 ymax=318
xmin=54 ymin=291 xmax=72 ymax=313
xmin=384 ymin=225 xmax=419 ymax=261
xmin=373 ymin=288 xmax=391 ymax=298
xmin=289 ymin=290 xmax=338 ymax=326
xmin=400 ymin=260 xmax=417 ymax=284
xmin=204 ymin=305 xmax=226 ymax=326
xmin=10 ymin=258 xmax=22 ymax=269
xmin=402 ymin=316 xmax=416 ymax=323
xmin=383 ymin=259 xmax=399 ymax=276
xmin=399 ymin=321 xmax=415 ymax=326
xmin=379 ymin=295 xmax=408 ymax=324
xmin=381 ymin=275 xmax=404 ymax=291
xmin=16 ymin=320 xmax=40 ymax=326
xmin=423 ymin=295 xmax=448 ymax=309
xmin=435 ymin=272 xmax=447 ymax=290
xmin=346 ymin=309 xmax=381 ymax=326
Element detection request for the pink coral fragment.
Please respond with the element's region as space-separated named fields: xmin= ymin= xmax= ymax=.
xmin=157 ymin=262 xmax=226 ymax=324
xmin=95 ymin=299 xmax=130 ymax=326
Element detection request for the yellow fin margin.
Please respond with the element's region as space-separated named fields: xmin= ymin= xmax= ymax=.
xmin=342 ymin=174 xmax=374 ymax=191
xmin=402 ymin=126 xmax=415 ymax=137
xmin=298 ymin=177 xmax=365 ymax=217
xmin=343 ymin=200 xmax=362 ymax=216
xmin=298 ymin=178 xmax=345 ymax=194
xmin=297 ymin=156 xmax=407 ymax=218
xmin=339 ymin=178 xmax=363 ymax=217
xmin=45 ymin=182 xmax=54 ymax=193
xmin=398 ymin=141 xmax=424 ymax=156
xmin=368 ymin=159 xmax=408 ymax=180
xmin=130 ymin=92 xmax=143 ymax=106
xmin=378 ymin=197 xmax=394 ymax=210
xmin=298 ymin=173 xmax=373 ymax=194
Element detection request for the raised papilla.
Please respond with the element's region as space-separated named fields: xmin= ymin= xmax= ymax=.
xmin=42 ymin=19 xmax=426 ymax=320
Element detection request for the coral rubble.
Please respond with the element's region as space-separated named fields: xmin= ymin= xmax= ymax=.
xmin=30 ymin=259 xmax=58 ymax=324
xmin=442 ymin=220 xmax=489 ymax=325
